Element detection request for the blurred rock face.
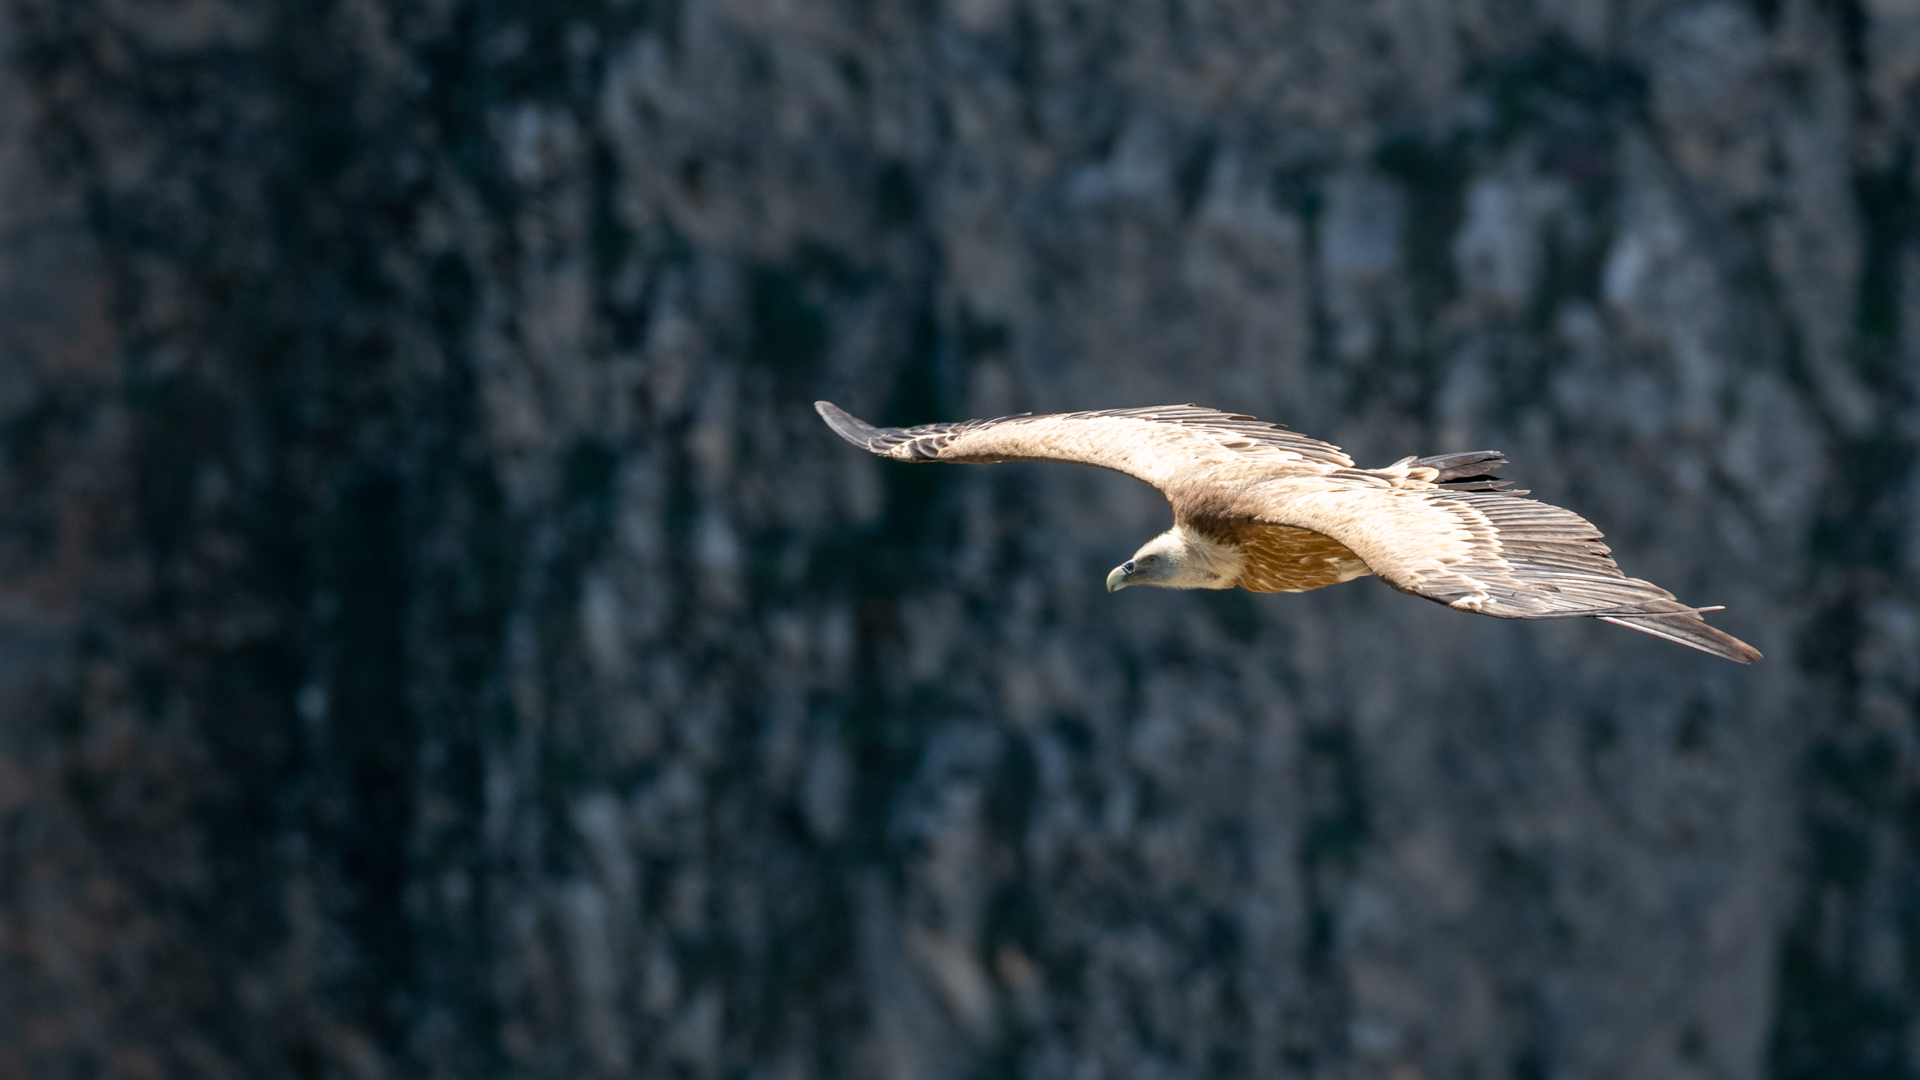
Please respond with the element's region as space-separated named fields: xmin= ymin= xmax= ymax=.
xmin=0 ymin=1 xmax=1913 ymax=1077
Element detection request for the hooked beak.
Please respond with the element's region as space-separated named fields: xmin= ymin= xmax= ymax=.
xmin=1105 ymin=560 xmax=1135 ymax=593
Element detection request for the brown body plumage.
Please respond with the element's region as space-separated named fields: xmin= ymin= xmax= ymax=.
xmin=815 ymin=401 xmax=1760 ymax=664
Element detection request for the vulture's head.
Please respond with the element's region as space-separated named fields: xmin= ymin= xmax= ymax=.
xmin=1106 ymin=526 xmax=1241 ymax=592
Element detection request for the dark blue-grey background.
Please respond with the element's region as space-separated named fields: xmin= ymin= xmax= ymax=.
xmin=0 ymin=1 xmax=1911 ymax=1077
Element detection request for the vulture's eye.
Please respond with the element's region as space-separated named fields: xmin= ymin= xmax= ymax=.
xmin=1141 ymin=554 xmax=1159 ymax=565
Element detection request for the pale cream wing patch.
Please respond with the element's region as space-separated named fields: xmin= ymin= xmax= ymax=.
xmin=1229 ymin=473 xmax=1685 ymax=617
xmin=815 ymin=401 xmax=1352 ymax=490
xmin=1234 ymin=475 xmax=1761 ymax=662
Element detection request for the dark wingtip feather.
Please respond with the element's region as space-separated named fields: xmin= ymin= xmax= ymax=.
xmin=1415 ymin=450 xmax=1517 ymax=491
xmin=1414 ymin=450 xmax=1508 ymax=482
xmin=1598 ymin=612 xmax=1763 ymax=664
xmin=815 ymin=401 xmax=886 ymax=450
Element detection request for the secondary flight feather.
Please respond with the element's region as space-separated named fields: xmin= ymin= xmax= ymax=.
xmin=816 ymin=400 xmax=1760 ymax=664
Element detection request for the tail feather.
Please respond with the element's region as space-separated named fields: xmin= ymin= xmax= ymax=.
xmin=1598 ymin=606 xmax=1762 ymax=664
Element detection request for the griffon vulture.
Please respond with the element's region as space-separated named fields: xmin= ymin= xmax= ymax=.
xmin=816 ymin=401 xmax=1759 ymax=664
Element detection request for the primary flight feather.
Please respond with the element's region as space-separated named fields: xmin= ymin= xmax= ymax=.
xmin=816 ymin=401 xmax=1760 ymax=664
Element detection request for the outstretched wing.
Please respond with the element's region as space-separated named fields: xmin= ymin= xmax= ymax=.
xmin=816 ymin=400 xmax=1352 ymax=490
xmin=1233 ymin=473 xmax=1761 ymax=663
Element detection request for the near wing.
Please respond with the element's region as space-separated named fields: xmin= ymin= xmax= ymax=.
xmin=1236 ymin=473 xmax=1761 ymax=663
xmin=815 ymin=400 xmax=1351 ymax=489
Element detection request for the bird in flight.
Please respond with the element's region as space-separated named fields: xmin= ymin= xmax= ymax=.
xmin=816 ymin=401 xmax=1759 ymax=663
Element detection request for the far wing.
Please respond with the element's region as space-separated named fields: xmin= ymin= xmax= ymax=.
xmin=815 ymin=400 xmax=1352 ymax=490
xmin=1233 ymin=473 xmax=1761 ymax=663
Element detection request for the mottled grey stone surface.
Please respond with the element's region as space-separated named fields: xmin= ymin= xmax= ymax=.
xmin=0 ymin=1 xmax=1913 ymax=1078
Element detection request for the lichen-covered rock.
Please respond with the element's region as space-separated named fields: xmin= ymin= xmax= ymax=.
xmin=0 ymin=1 xmax=1913 ymax=1078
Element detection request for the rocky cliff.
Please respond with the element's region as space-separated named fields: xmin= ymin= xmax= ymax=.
xmin=0 ymin=1 xmax=1914 ymax=1077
